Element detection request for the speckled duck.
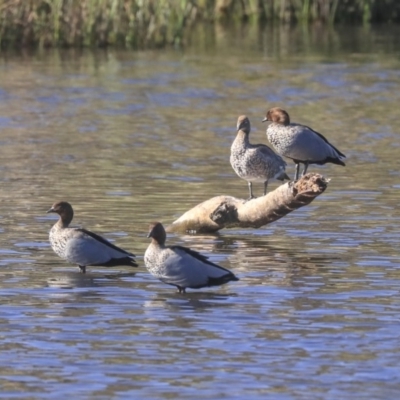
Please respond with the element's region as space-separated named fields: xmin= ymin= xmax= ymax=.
xmin=263 ymin=107 xmax=346 ymax=181
xmin=230 ymin=115 xmax=289 ymax=199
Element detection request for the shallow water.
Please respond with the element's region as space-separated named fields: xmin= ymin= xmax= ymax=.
xmin=0 ymin=25 xmax=400 ymax=398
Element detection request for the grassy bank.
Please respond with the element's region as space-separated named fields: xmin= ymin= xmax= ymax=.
xmin=0 ymin=0 xmax=399 ymax=49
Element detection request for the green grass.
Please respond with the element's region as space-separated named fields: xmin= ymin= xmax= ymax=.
xmin=0 ymin=0 xmax=399 ymax=49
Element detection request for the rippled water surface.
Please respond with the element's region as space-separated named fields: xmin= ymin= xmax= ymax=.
xmin=1 ymin=25 xmax=400 ymax=398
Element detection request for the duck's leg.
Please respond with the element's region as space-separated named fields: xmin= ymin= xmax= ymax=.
xmin=263 ymin=180 xmax=269 ymax=196
xmin=302 ymin=162 xmax=309 ymax=176
xmin=79 ymin=265 xmax=86 ymax=274
xmin=247 ymin=182 xmax=254 ymax=200
xmin=177 ymin=286 xmax=186 ymax=294
xmin=294 ymin=163 xmax=300 ymax=181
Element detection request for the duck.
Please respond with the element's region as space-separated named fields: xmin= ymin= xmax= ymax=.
xmin=144 ymin=222 xmax=238 ymax=293
xmin=47 ymin=201 xmax=137 ymax=273
xmin=230 ymin=115 xmax=289 ymax=200
xmin=263 ymin=107 xmax=346 ymax=181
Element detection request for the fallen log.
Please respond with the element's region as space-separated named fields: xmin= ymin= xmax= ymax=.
xmin=167 ymin=173 xmax=328 ymax=234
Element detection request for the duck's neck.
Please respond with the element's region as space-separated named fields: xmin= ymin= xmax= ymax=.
xmin=55 ymin=218 xmax=70 ymax=229
xmin=234 ymin=130 xmax=250 ymax=146
xmin=151 ymin=238 xmax=165 ymax=248
xmin=273 ymin=121 xmax=288 ymax=128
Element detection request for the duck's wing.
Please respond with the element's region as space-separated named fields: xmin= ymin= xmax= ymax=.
xmin=256 ymin=144 xmax=287 ymax=165
xmin=171 ymin=246 xmax=230 ymax=272
xmin=78 ymin=228 xmax=134 ymax=256
xmin=160 ymin=246 xmax=237 ymax=289
xmin=299 ymin=124 xmax=346 ymax=158
xmin=64 ymin=228 xmax=136 ymax=267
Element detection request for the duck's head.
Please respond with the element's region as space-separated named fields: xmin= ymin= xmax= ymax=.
xmin=262 ymin=107 xmax=290 ymax=126
xmin=237 ymin=115 xmax=251 ymax=134
xmin=147 ymin=221 xmax=166 ymax=245
xmin=47 ymin=201 xmax=74 ymax=226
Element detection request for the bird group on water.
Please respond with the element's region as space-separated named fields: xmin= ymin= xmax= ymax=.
xmin=48 ymin=107 xmax=345 ymax=294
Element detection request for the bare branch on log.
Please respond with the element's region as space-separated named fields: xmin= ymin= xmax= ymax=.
xmin=167 ymin=173 xmax=328 ymax=234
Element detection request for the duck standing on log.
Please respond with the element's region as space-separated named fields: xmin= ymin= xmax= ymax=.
xmin=230 ymin=115 xmax=289 ymax=200
xmin=263 ymin=107 xmax=345 ymax=181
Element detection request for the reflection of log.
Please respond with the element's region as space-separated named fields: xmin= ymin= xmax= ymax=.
xmin=167 ymin=173 xmax=328 ymax=234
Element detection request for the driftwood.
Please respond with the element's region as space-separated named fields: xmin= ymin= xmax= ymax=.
xmin=167 ymin=173 xmax=328 ymax=234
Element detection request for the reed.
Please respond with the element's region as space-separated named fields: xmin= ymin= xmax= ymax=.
xmin=0 ymin=0 xmax=399 ymax=49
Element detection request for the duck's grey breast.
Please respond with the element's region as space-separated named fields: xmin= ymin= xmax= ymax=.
xmin=266 ymin=123 xmax=302 ymax=158
xmin=230 ymin=148 xmax=254 ymax=180
xmin=246 ymin=149 xmax=273 ymax=182
xmin=231 ymin=146 xmax=264 ymax=181
xmin=49 ymin=225 xmax=69 ymax=259
xmin=144 ymin=245 xmax=168 ymax=277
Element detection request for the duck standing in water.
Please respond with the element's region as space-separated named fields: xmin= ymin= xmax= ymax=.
xmin=230 ymin=115 xmax=289 ymax=199
xmin=263 ymin=107 xmax=346 ymax=181
xmin=144 ymin=222 xmax=238 ymax=293
xmin=47 ymin=201 xmax=137 ymax=273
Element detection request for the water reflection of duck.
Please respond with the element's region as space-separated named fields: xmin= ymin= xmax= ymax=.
xmin=47 ymin=201 xmax=137 ymax=274
xmin=143 ymin=291 xmax=239 ymax=312
xmin=46 ymin=270 xmax=138 ymax=289
xmin=46 ymin=271 xmax=100 ymax=289
xmin=219 ymin=235 xmax=347 ymax=290
xmin=263 ymin=107 xmax=346 ymax=181
xmin=230 ymin=115 xmax=289 ymax=199
xmin=144 ymin=222 xmax=238 ymax=293
xmin=181 ymin=234 xmax=340 ymax=285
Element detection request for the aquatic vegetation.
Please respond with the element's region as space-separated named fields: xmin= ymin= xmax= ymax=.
xmin=0 ymin=0 xmax=399 ymax=48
